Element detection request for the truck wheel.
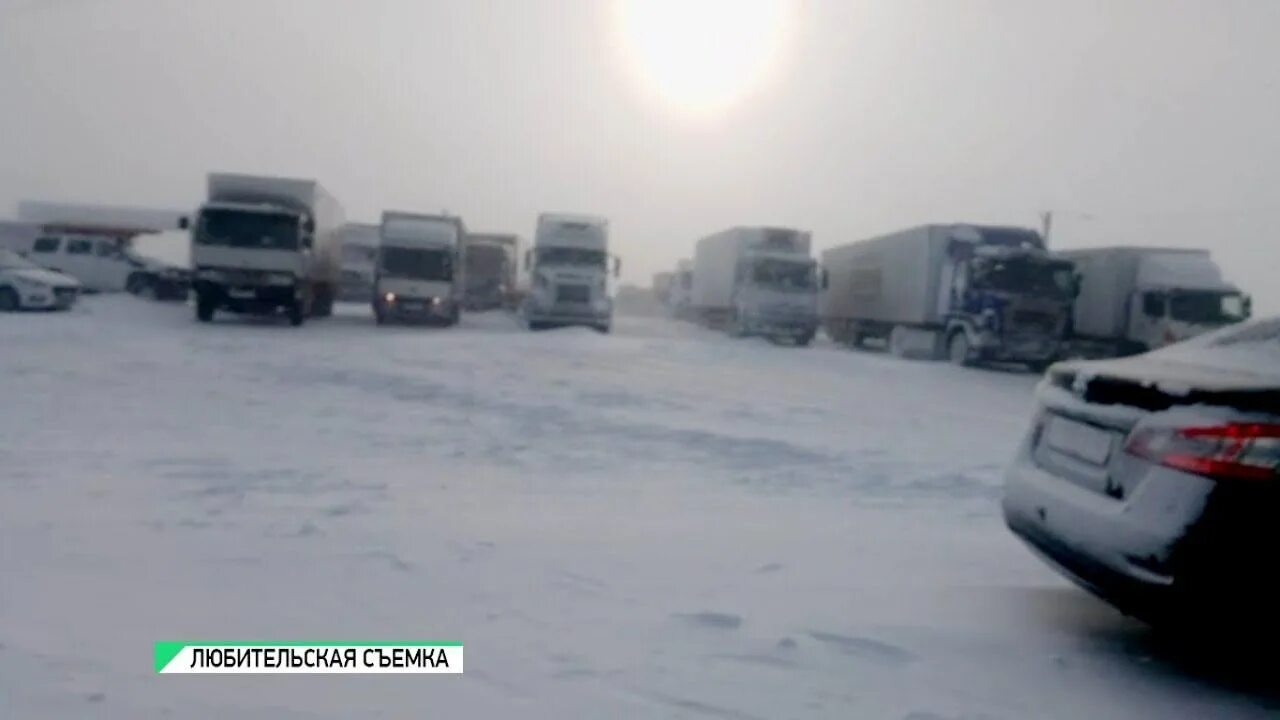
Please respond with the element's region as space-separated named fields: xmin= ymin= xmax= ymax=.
xmin=288 ymin=300 xmax=306 ymax=326
xmin=947 ymin=331 xmax=972 ymax=366
xmin=195 ymin=293 xmax=215 ymax=322
xmin=0 ymin=287 xmax=19 ymax=312
xmin=312 ymin=285 xmax=334 ymax=318
xmin=794 ymin=331 xmax=815 ymax=347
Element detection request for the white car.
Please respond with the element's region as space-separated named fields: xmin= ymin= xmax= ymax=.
xmin=0 ymin=249 xmax=81 ymax=311
xmin=1003 ymin=318 xmax=1280 ymax=626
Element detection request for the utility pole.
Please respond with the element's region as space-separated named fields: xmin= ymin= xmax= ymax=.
xmin=1039 ymin=210 xmax=1053 ymax=246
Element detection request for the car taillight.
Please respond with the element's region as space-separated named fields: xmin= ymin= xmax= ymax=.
xmin=1124 ymin=423 xmax=1280 ymax=481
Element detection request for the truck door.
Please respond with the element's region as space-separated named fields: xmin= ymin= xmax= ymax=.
xmin=1128 ymin=290 xmax=1166 ymax=350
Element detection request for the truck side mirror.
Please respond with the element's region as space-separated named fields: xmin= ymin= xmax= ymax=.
xmin=820 ymin=268 xmax=830 ymax=290
xmin=613 ymin=256 xmax=622 ymax=278
xmin=301 ymin=236 xmax=314 ymax=250
xmin=303 ymin=218 xmax=316 ymax=234
xmin=1071 ymin=273 xmax=1083 ymax=299
xmin=1243 ymin=294 xmax=1253 ymax=319
xmin=178 ymin=216 xmax=190 ymax=231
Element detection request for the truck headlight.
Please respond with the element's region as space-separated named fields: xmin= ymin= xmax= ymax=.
xmin=384 ymin=292 xmax=397 ymax=303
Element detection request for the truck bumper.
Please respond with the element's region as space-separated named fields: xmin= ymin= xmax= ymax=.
xmin=742 ymin=315 xmax=818 ymax=338
xmin=525 ymin=303 xmax=611 ymax=329
xmin=976 ymin=334 xmax=1060 ymax=363
xmin=195 ymin=280 xmax=298 ymax=313
xmin=376 ymin=296 xmax=457 ymax=324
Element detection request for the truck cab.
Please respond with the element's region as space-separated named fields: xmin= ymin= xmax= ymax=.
xmin=192 ymin=201 xmax=317 ymax=323
xmin=373 ymin=212 xmax=464 ymax=326
xmin=1125 ymin=253 xmax=1250 ymax=350
xmin=730 ymin=245 xmax=821 ymax=343
xmin=522 ymin=214 xmax=617 ymax=333
xmin=462 ymin=234 xmax=518 ymax=311
xmin=941 ymin=227 xmax=1075 ymax=368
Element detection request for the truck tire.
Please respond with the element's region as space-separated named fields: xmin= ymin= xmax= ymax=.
xmin=0 ymin=287 xmax=19 ymax=312
xmin=794 ymin=331 xmax=815 ymax=347
xmin=195 ymin=292 xmax=215 ymax=322
xmin=125 ymin=272 xmax=150 ymax=296
xmin=947 ymin=330 xmax=972 ymax=366
xmin=288 ymin=300 xmax=306 ymax=326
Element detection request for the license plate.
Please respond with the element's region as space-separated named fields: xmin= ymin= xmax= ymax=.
xmin=228 ymin=288 xmax=257 ymax=299
xmin=399 ymin=301 xmax=425 ymax=311
xmin=1043 ymin=416 xmax=1114 ymax=466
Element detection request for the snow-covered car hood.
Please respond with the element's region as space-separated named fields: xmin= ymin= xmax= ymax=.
xmin=4 ymin=267 xmax=80 ymax=288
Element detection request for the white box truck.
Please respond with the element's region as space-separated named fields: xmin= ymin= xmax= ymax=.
xmin=462 ymin=233 xmax=520 ymax=311
xmin=522 ymin=213 xmax=617 ymax=333
xmin=692 ymin=227 xmax=820 ymax=345
xmin=820 ymin=224 xmax=1075 ymax=369
xmin=373 ymin=212 xmax=466 ymax=326
xmin=1061 ymin=246 xmax=1250 ymax=357
xmin=190 ymin=173 xmax=344 ymax=326
xmin=338 ymin=222 xmax=380 ymax=302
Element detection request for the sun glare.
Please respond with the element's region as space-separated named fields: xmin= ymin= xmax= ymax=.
xmin=614 ymin=0 xmax=796 ymax=119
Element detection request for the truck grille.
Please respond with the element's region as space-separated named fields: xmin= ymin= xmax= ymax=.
xmin=1012 ymin=310 xmax=1056 ymax=334
xmin=556 ymin=284 xmax=590 ymax=304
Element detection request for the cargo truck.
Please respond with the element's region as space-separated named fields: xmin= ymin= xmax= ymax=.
xmin=1060 ymin=246 xmax=1250 ymax=357
xmin=373 ymin=212 xmax=465 ymax=326
xmin=692 ymin=227 xmax=820 ymax=345
xmin=338 ymin=223 xmax=380 ymax=302
xmin=462 ymin=233 xmax=520 ymax=311
xmin=821 ymin=224 xmax=1075 ymax=369
xmin=522 ymin=213 xmax=617 ymax=332
xmin=652 ymin=271 xmax=674 ymax=305
xmin=190 ymin=173 xmax=344 ymax=326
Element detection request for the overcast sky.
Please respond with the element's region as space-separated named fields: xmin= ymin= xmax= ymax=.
xmin=1 ymin=0 xmax=1277 ymax=310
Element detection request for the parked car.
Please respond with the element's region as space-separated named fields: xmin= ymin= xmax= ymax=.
xmin=1003 ymin=317 xmax=1280 ymax=627
xmin=0 ymin=249 xmax=81 ymax=311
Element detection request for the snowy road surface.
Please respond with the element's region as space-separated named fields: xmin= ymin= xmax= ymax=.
xmin=2 ymin=297 xmax=1275 ymax=719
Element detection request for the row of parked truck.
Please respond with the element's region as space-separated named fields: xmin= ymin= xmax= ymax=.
xmin=656 ymin=223 xmax=1251 ymax=365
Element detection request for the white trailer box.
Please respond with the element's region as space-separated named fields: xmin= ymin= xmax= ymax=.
xmin=1061 ymin=246 xmax=1248 ymax=354
xmin=192 ymin=173 xmax=345 ymax=325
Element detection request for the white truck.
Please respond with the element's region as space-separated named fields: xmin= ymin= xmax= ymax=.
xmin=338 ymin=223 xmax=380 ymax=302
xmin=522 ymin=213 xmax=617 ymax=332
xmin=652 ymin=271 xmax=674 ymax=306
xmin=692 ymin=227 xmax=820 ymax=345
xmin=820 ymin=224 xmax=1075 ymax=369
xmin=373 ymin=212 xmax=465 ymax=326
xmin=1061 ymin=246 xmax=1250 ymax=357
xmin=462 ymin=233 xmax=520 ymax=311
xmin=667 ymin=258 xmax=694 ymax=320
xmin=190 ymin=173 xmax=344 ymax=326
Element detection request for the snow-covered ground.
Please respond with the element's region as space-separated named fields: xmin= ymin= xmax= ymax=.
xmin=1 ymin=297 xmax=1275 ymax=719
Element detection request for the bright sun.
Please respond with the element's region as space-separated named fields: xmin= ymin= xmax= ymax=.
xmin=614 ymin=0 xmax=796 ymax=118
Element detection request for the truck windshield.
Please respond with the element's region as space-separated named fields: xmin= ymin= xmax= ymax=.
xmin=466 ymin=245 xmax=508 ymax=275
xmin=537 ymin=247 xmax=606 ymax=268
xmin=342 ymin=245 xmax=377 ymax=265
xmin=197 ymin=210 xmax=299 ymax=250
xmin=381 ymin=247 xmax=453 ymax=281
xmin=972 ymin=259 xmax=1074 ymax=298
xmin=1169 ymin=291 xmax=1249 ymax=325
xmin=752 ymin=259 xmax=815 ymax=290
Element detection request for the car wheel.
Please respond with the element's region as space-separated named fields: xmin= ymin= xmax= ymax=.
xmin=0 ymin=287 xmax=19 ymax=312
xmin=947 ymin=331 xmax=972 ymax=366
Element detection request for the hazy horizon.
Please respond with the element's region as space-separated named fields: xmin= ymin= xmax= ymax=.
xmin=2 ymin=0 xmax=1277 ymax=310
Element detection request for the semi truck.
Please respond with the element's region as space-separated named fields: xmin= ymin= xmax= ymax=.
xmin=462 ymin=233 xmax=520 ymax=311
xmin=522 ymin=213 xmax=617 ymax=332
xmin=692 ymin=227 xmax=820 ymax=345
xmin=373 ymin=212 xmax=465 ymax=326
xmin=338 ymin=222 xmax=380 ymax=302
xmin=820 ymin=224 xmax=1075 ymax=369
xmin=1060 ymin=246 xmax=1250 ymax=357
xmin=652 ymin=271 xmax=674 ymax=305
xmin=190 ymin=173 xmax=344 ymax=326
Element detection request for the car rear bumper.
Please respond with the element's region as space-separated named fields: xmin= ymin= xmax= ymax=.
xmin=1004 ymin=437 xmax=1280 ymax=619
